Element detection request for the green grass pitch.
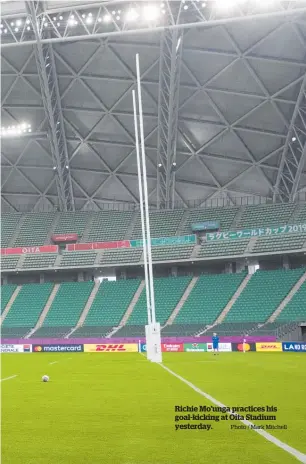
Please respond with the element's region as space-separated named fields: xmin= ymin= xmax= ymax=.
xmin=1 ymin=352 xmax=306 ymax=464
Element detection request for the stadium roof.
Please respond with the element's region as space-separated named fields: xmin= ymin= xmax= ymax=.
xmin=1 ymin=1 xmax=306 ymax=212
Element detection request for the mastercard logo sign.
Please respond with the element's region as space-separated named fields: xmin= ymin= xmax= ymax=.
xmin=34 ymin=346 xmax=42 ymax=352
xmin=237 ymin=343 xmax=250 ymax=352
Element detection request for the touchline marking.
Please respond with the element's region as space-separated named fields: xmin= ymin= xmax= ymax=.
xmin=1 ymin=375 xmax=18 ymax=382
xmin=159 ymin=363 xmax=306 ymax=463
xmin=49 ymin=361 xmax=58 ymax=365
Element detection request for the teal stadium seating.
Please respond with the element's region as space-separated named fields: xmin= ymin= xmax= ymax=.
xmin=2 ymin=283 xmax=53 ymax=338
xmin=115 ymin=276 xmax=192 ymax=337
xmin=73 ymin=279 xmax=142 ymax=337
xmin=1 ymin=284 xmax=17 ymax=314
xmin=33 ymin=281 xmax=94 ymax=338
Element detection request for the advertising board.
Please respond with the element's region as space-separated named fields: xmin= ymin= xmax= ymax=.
xmin=0 ymin=344 xmax=32 ymax=353
xmin=282 ymin=342 xmax=306 ymax=352
xmin=32 ymin=344 xmax=83 ymax=352
xmin=84 ymin=344 xmax=138 ymax=352
xmin=255 ymin=343 xmax=282 ymax=352
xmin=184 ymin=343 xmax=207 ymax=352
xmin=162 ymin=343 xmax=184 ymax=352
xmin=232 ymin=342 xmax=256 ymax=352
xmin=207 ymin=342 xmax=232 ymax=352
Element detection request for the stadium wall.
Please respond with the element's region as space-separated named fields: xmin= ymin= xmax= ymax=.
xmin=1 ymin=335 xmax=276 ymax=344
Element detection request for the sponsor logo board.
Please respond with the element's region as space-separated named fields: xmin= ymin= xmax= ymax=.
xmin=184 ymin=343 xmax=207 ymax=352
xmin=162 ymin=343 xmax=184 ymax=352
xmin=232 ymin=342 xmax=256 ymax=352
xmin=32 ymin=344 xmax=83 ymax=352
xmin=1 ymin=245 xmax=58 ymax=255
xmin=282 ymin=342 xmax=306 ymax=352
xmin=67 ymin=240 xmax=130 ymax=251
xmin=0 ymin=344 xmax=27 ymax=353
xmin=207 ymin=342 xmax=232 ymax=352
xmin=84 ymin=344 xmax=138 ymax=352
xmin=52 ymin=233 xmax=78 ymax=242
xmin=256 ymin=343 xmax=282 ymax=352
xmin=140 ymin=343 xmax=147 ymax=353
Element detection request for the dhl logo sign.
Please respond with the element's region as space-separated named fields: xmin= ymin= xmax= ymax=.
xmin=256 ymin=342 xmax=282 ymax=352
xmin=84 ymin=343 xmax=138 ymax=353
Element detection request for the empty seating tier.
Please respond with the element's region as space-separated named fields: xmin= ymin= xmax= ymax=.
xmin=13 ymin=213 xmax=56 ymax=247
xmin=100 ymin=248 xmax=143 ymax=265
xmin=2 ymin=283 xmax=53 ymax=337
xmin=131 ymin=210 xmax=184 ymax=239
xmin=74 ymin=279 xmax=141 ymax=337
xmin=252 ymin=234 xmax=306 ymax=254
xmin=276 ymin=280 xmax=306 ymax=323
xmin=87 ymin=211 xmax=134 ymax=242
xmin=115 ymin=276 xmax=191 ymax=337
xmin=22 ymin=253 xmax=57 ymax=269
xmin=54 ymin=212 xmax=92 ymax=240
xmin=161 ymin=324 xmax=205 ymax=336
xmin=205 ymin=322 xmax=258 ymax=336
xmin=59 ymin=251 xmax=97 ymax=267
xmin=1 ymin=213 xmax=21 ymax=247
xmin=1 ymin=255 xmax=20 ymax=270
xmin=1 ymin=284 xmax=17 ymax=314
xmin=151 ymin=245 xmax=194 ymax=262
xmin=224 ymin=268 xmax=305 ymax=324
xmin=237 ymin=203 xmax=296 ymax=229
xmin=180 ymin=207 xmax=238 ymax=234
xmin=33 ymin=281 xmax=94 ymax=338
xmin=198 ymin=239 xmax=249 ymax=258
xmin=173 ymin=273 xmax=246 ymax=326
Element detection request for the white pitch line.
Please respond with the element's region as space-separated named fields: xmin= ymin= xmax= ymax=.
xmin=1 ymin=375 xmax=18 ymax=382
xmin=49 ymin=361 xmax=58 ymax=365
xmin=159 ymin=363 xmax=306 ymax=463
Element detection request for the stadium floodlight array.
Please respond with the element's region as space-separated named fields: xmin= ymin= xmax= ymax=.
xmin=132 ymin=54 xmax=162 ymax=364
xmin=1 ymin=123 xmax=32 ymax=137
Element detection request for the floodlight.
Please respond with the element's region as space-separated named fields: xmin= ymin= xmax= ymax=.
xmin=86 ymin=17 xmax=93 ymax=24
xmin=112 ymin=10 xmax=116 ymax=15
xmin=183 ymin=5 xmax=188 ymax=9
xmin=44 ymin=22 xmax=48 ymax=27
xmin=27 ymin=26 xmax=30 ymax=31
xmin=125 ymin=8 xmax=139 ymax=21
xmin=11 ymin=22 xmax=14 ymax=26
xmin=14 ymin=27 xmax=19 ymax=32
xmin=215 ymin=0 xmax=238 ymax=10
xmin=59 ymin=16 xmax=63 ymax=20
xmin=4 ymin=28 xmax=8 ymax=33
xmin=26 ymin=19 xmax=30 ymax=24
xmin=116 ymin=15 xmax=120 ymax=20
xmin=53 ymin=17 xmax=57 ymax=21
xmin=103 ymin=14 xmax=111 ymax=23
xmin=70 ymin=14 xmax=75 ymax=19
xmin=98 ymin=17 xmax=102 ymax=22
xmin=82 ymin=14 xmax=86 ymax=18
xmin=68 ymin=17 xmax=75 ymax=26
xmin=292 ymin=137 xmax=297 ymax=142
xmin=142 ymin=5 xmax=160 ymax=21
xmin=88 ymin=12 xmax=92 ymax=16
xmin=57 ymin=22 xmax=60 ymax=27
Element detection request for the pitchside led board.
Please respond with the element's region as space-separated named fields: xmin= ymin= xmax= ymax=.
xmin=84 ymin=344 xmax=138 ymax=353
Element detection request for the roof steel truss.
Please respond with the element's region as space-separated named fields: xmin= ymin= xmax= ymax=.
xmin=26 ymin=0 xmax=75 ymax=211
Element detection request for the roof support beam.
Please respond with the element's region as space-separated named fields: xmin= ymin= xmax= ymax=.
xmin=1 ymin=5 xmax=306 ymax=48
xmin=273 ymin=73 xmax=306 ymax=203
xmin=157 ymin=27 xmax=183 ymax=209
xmin=25 ymin=1 xmax=75 ymax=212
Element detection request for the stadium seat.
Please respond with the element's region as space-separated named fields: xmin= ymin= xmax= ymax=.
xmin=173 ymin=273 xmax=246 ymax=327
xmin=59 ymin=251 xmax=97 ymax=268
xmin=1 ymin=213 xmax=22 ymax=247
xmin=198 ymin=239 xmax=249 ymax=257
xmin=73 ymin=279 xmax=141 ymax=337
xmin=276 ymin=281 xmax=306 ymax=323
xmin=87 ymin=211 xmax=134 ymax=242
xmin=54 ymin=212 xmax=92 ymax=241
xmin=115 ymin=276 xmax=191 ymax=337
xmin=21 ymin=253 xmax=57 ymax=269
xmin=100 ymin=248 xmax=143 ymax=265
xmin=33 ymin=281 xmax=94 ymax=338
xmin=1 ymin=284 xmax=17 ymax=314
xmin=2 ymin=283 xmax=53 ymax=337
xmin=180 ymin=206 xmax=238 ymax=234
xmin=13 ymin=213 xmax=56 ymax=247
xmin=131 ymin=210 xmax=184 ymax=239
xmin=224 ymin=268 xmax=305 ymax=324
xmin=237 ymin=203 xmax=296 ymax=229
xmin=1 ymin=255 xmax=20 ymax=270
xmin=252 ymin=233 xmax=306 ymax=254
